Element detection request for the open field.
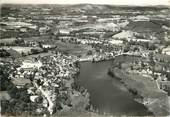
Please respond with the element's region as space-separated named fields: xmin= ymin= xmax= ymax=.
xmin=1 ymin=46 xmax=42 ymax=54
xmin=0 ymin=91 xmax=11 ymax=101
xmin=0 ymin=38 xmax=17 ymax=44
xmin=54 ymin=41 xmax=94 ymax=57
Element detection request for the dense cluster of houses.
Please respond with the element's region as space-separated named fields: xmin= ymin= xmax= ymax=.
xmin=5 ymin=53 xmax=81 ymax=114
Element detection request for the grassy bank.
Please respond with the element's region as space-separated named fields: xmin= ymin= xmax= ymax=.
xmin=108 ymin=67 xmax=170 ymax=116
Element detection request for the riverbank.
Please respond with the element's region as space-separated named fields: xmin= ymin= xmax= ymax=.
xmin=79 ymin=55 xmax=114 ymax=62
xmin=77 ymin=60 xmax=152 ymax=116
xmin=108 ymin=67 xmax=170 ymax=116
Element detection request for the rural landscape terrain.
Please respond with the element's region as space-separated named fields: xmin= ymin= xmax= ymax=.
xmin=0 ymin=4 xmax=170 ymax=116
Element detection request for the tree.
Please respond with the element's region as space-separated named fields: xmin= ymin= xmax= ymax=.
xmin=148 ymin=43 xmax=156 ymax=50
xmin=87 ymin=50 xmax=93 ymax=55
xmin=149 ymin=52 xmax=155 ymax=75
xmin=31 ymin=49 xmax=40 ymax=54
xmin=1 ymin=100 xmax=10 ymax=114
xmin=0 ymin=65 xmax=12 ymax=91
xmin=141 ymin=61 xmax=145 ymax=68
xmin=21 ymin=51 xmax=26 ymax=56
xmin=14 ymin=38 xmax=24 ymax=45
xmin=123 ymin=45 xmax=130 ymax=53
xmin=38 ymin=42 xmax=43 ymax=48
xmin=166 ymin=72 xmax=170 ymax=81
xmin=0 ymin=49 xmax=10 ymax=57
xmin=118 ymin=62 xmax=122 ymax=69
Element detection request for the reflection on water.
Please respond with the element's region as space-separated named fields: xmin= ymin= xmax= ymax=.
xmin=77 ymin=60 xmax=152 ymax=116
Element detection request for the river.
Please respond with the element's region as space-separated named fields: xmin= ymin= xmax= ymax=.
xmin=77 ymin=60 xmax=152 ymax=116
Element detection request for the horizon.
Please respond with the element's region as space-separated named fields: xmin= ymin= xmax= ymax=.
xmin=0 ymin=0 xmax=170 ymax=6
xmin=1 ymin=3 xmax=170 ymax=7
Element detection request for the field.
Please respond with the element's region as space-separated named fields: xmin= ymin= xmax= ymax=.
xmin=1 ymin=46 xmax=42 ymax=54
xmin=54 ymin=41 xmax=94 ymax=57
xmin=0 ymin=91 xmax=11 ymax=101
xmin=0 ymin=38 xmax=17 ymax=44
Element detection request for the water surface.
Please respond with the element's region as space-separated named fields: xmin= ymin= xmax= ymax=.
xmin=77 ymin=60 xmax=152 ymax=116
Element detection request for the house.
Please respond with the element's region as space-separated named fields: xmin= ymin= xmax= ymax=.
xmin=21 ymin=59 xmax=42 ymax=69
xmin=7 ymin=17 xmax=17 ymax=21
xmin=25 ymin=40 xmax=39 ymax=47
xmin=30 ymin=95 xmax=39 ymax=102
xmin=59 ymin=29 xmax=70 ymax=35
xmin=12 ymin=78 xmax=31 ymax=88
xmin=109 ymin=39 xmax=123 ymax=45
xmin=162 ymin=46 xmax=170 ymax=55
xmin=42 ymin=44 xmax=56 ymax=49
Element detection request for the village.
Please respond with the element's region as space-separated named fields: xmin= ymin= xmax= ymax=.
xmin=1 ymin=52 xmax=91 ymax=115
xmin=0 ymin=4 xmax=170 ymax=116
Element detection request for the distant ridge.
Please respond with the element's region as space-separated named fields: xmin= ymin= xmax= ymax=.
xmin=1 ymin=3 xmax=170 ymax=8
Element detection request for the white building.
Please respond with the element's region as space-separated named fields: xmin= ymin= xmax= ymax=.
xmin=20 ymin=60 xmax=42 ymax=69
xmin=59 ymin=29 xmax=70 ymax=35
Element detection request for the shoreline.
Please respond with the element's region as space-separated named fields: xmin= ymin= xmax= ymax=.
xmin=108 ymin=67 xmax=170 ymax=116
xmin=78 ymin=60 xmax=152 ymax=115
xmin=78 ymin=56 xmax=114 ymax=62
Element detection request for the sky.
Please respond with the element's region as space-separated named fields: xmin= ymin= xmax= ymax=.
xmin=0 ymin=0 xmax=170 ymax=6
